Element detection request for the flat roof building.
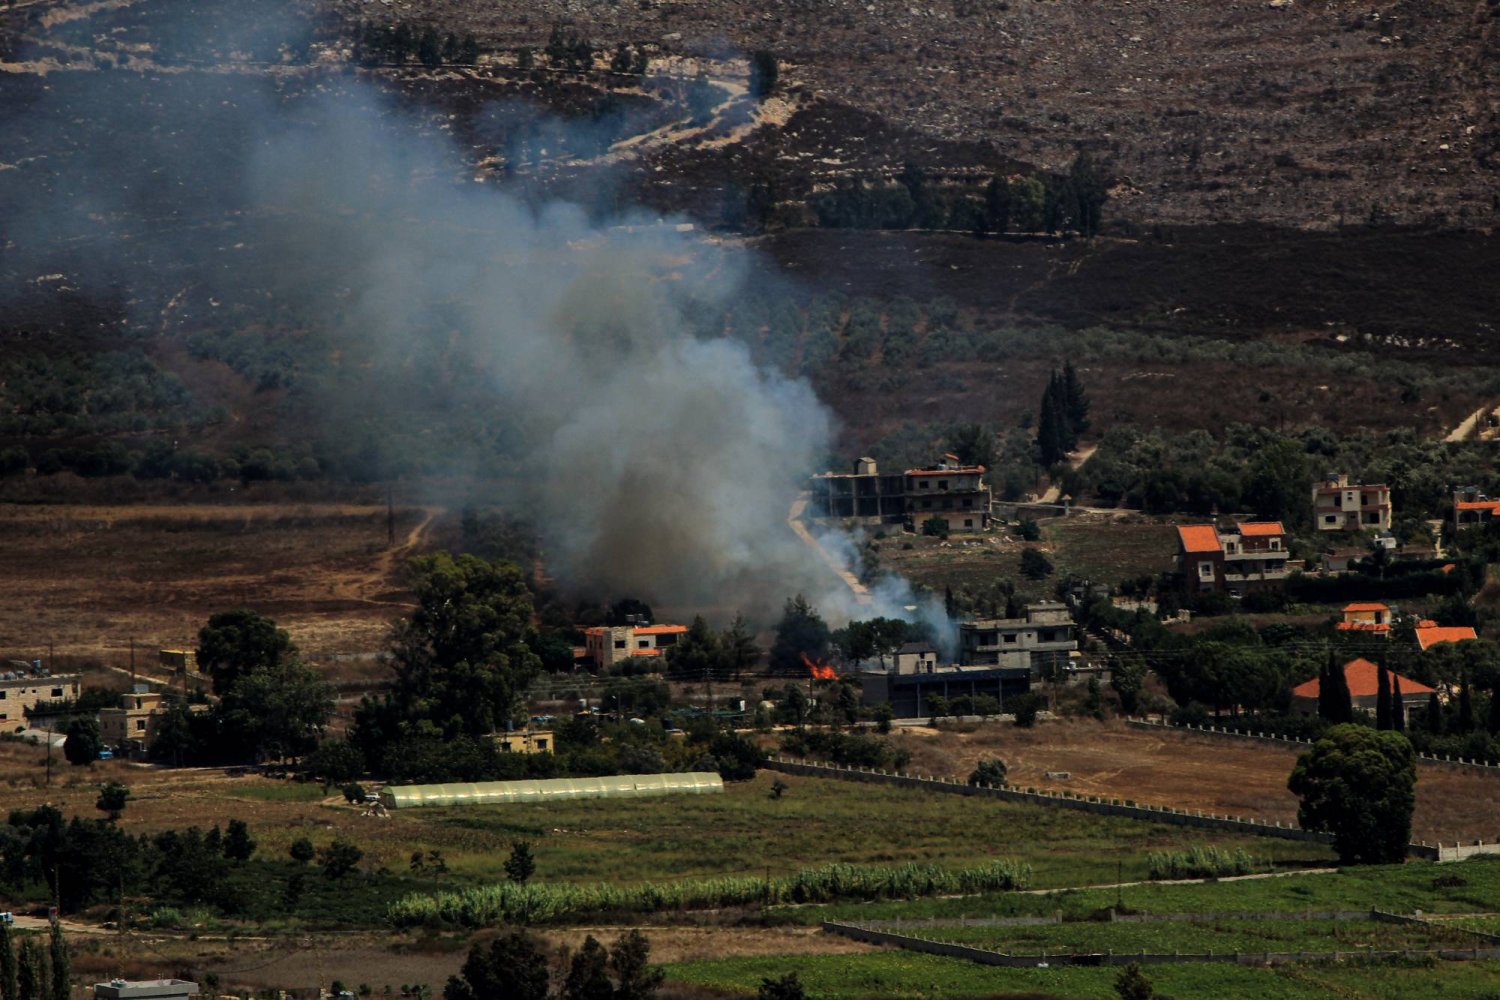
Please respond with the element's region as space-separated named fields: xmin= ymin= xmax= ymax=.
xmin=93 ymin=980 xmax=199 ymax=1000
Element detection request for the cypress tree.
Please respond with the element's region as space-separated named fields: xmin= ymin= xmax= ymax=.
xmin=15 ymin=939 xmax=43 ymax=1000
xmin=1376 ymin=661 xmax=1391 ymax=730
xmin=1062 ymin=360 xmax=1090 ymax=436
xmin=46 ymin=923 xmax=66 ymax=1000
xmin=1329 ymin=657 xmax=1354 ymax=724
xmin=1459 ymin=673 xmax=1474 ymax=732
xmin=1391 ymin=676 xmax=1405 ymax=732
xmin=0 ymin=917 xmax=17 ymax=1000
xmin=1426 ymin=690 xmax=1445 ymax=734
xmin=1317 ymin=651 xmax=1335 ymax=722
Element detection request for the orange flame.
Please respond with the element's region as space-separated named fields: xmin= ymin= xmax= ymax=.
xmin=802 ymin=653 xmax=837 ymax=680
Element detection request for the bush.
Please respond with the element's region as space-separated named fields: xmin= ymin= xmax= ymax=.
xmin=921 ymin=516 xmax=949 ymax=538
xmin=1009 ymin=692 xmax=1045 ymax=727
xmin=1020 ymin=548 xmax=1053 ymax=580
xmin=1146 ymin=846 xmax=1255 ymax=880
xmin=968 ymin=759 xmax=1008 ymax=787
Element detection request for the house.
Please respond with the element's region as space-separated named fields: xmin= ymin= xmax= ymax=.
xmin=158 ymin=649 xmax=197 ymax=673
xmin=93 ymin=980 xmax=200 ymax=1000
xmin=98 ymin=684 xmax=165 ymax=751
xmin=1176 ymin=522 xmax=1291 ymax=597
xmin=0 ymin=667 xmax=81 ymax=726
xmin=496 ymin=728 xmax=553 ymax=754
xmin=583 ymin=623 xmax=687 ymax=670
xmin=1452 ymin=487 xmax=1500 ymax=527
xmin=1290 ymin=658 xmax=1435 ymax=715
xmin=1337 ymin=602 xmax=1392 ymax=635
xmin=891 ymin=641 xmax=940 ymax=674
xmin=1414 ymin=622 xmax=1478 ymax=652
xmin=1313 ymin=473 xmax=1392 ymax=533
xmin=808 ymin=454 xmax=992 ymax=533
xmin=956 ymin=602 xmax=1076 ymax=675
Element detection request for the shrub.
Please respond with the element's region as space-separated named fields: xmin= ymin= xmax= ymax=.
xmin=968 ymin=759 xmax=1008 ymax=787
xmin=1009 ymin=692 xmax=1045 ymax=728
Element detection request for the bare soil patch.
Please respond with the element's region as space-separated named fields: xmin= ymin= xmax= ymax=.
xmin=891 ymin=718 xmax=1500 ymax=844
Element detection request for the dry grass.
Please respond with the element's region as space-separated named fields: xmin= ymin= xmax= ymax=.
xmin=0 ymin=503 xmax=442 ymax=663
xmin=890 ymin=718 xmax=1500 ymax=844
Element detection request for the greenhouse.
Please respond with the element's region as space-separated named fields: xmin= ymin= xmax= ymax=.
xmin=378 ymin=771 xmax=724 ymax=809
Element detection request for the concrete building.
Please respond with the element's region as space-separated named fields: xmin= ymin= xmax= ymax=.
xmin=808 ymin=454 xmax=992 ymax=533
xmin=93 ymin=980 xmax=199 ymax=1000
xmin=496 ymin=728 xmax=554 ymax=754
xmin=98 ymin=685 xmax=165 ymax=751
xmin=891 ymin=641 xmax=940 ymax=674
xmin=1176 ymin=522 xmax=1290 ymax=597
xmin=158 ymin=649 xmax=197 ymax=673
xmin=0 ymin=667 xmax=81 ymax=726
xmin=1336 ymin=602 xmax=1392 ymax=636
xmin=1290 ymin=658 xmax=1434 ymax=715
xmin=860 ymin=664 xmax=1031 ymax=719
xmin=1453 ymin=486 xmax=1500 ymax=527
xmin=1313 ymin=473 xmax=1392 ymax=533
xmin=956 ymin=602 xmax=1076 ymax=676
xmin=583 ymin=623 xmax=688 ymax=670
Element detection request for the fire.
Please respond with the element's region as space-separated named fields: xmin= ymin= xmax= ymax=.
xmin=802 ymin=653 xmax=837 ymax=680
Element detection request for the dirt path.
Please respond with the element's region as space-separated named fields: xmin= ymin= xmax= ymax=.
xmin=1444 ymin=403 xmax=1490 ymax=442
xmin=326 ymin=505 xmax=442 ymax=608
xmin=1037 ymin=443 xmax=1099 ymax=503
xmin=787 ymin=496 xmax=872 ymax=606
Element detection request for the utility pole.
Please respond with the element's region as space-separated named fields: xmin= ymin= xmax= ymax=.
xmin=387 ymin=483 xmax=396 ymax=546
xmin=129 ymin=638 xmax=136 ymax=685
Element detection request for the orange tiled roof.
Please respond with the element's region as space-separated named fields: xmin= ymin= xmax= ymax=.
xmin=1237 ymin=522 xmax=1286 ymax=536
xmin=1416 ymin=625 xmax=1478 ymax=651
xmin=1177 ymin=525 xmax=1221 ymax=554
xmin=634 ymin=624 xmax=688 ymax=635
xmin=1455 ymin=500 xmax=1500 ymax=511
xmin=1291 ymin=658 xmax=1435 ymax=699
xmin=1336 ymin=621 xmax=1391 ymax=633
xmin=1343 ymin=602 xmax=1390 ymax=613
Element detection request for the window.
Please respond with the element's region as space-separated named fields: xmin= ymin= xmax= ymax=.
xmin=1199 ymin=562 xmax=1215 ymax=579
xmin=638 ymin=639 xmax=650 ymax=649
xmin=964 ymin=519 xmax=974 ymax=528
xmin=135 ymin=720 xmax=146 ymax=731
xmin=1324 ymin=515 xmax=1338 ymax=524
xmin=963 ymin=498 xmax=973 ymax=507
xmin=1361 ymin=493 xmax=1370 ymax=506
xmin=0 ymin=691 xmax=7 ymax=700
xmin=922 ymin=499 xmax=932 ymax=509
xmin=613 ymin=640 xmax=626 ymax=650
xmin=938 ymin=480 xmax=948 ymax=490
xmin=1269 ymin=539 xmax=1281 ymax=551
xmin=1003 ymin=633 xmax=1017 ymax=644
xmin=51 ymin=687 xmax=62 ymax=697
xmin=536 ymin=739 xmax=549 ymax=750
xmin=920 ymin=480 xmax=930 ymax=489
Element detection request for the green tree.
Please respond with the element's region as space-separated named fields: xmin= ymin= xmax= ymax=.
xmin=1113 ymin=962 xmax=1156 ymax=1000
xmin=444 ymin=931 xmax=550 ymax=1000
xmin=968 ymin=759 xmax=1008 ymax=786
xmin=15 ymin=938 xmax=43 ymax=1000
xmin=45 ymin=923 xmax=66 ymax=1000
xmin=1288 ymin=724 xmax=1417 ymax=864
xmin=561 ymin=935 xmax=612 ymax=1000
xmin=1061 ymin=361 xmax=1090 ymax=436
xmin=1243 ymin=438 xmax=1312 ymax=527
xmin=95 ymin=781 xmax=130 ymax=821
xmin=303 ymin=740 xmax=365 ymax=788
xmin=1376 ymin=661 xmax=1392 ymax=730
xmin=947 ymin=423 xmax=996 ymax=470
xmin=0 ymin=916 xmax=18 ymax=1000
xmin=757 ymin=974 xmax=806 ymax=1000
xmin=1009 ymin=175 xmax=1046 ymax=232
xmin=197 ymin=609 xmax=296 ymax=695
xmin=1069 ymin=153 xmax=1108 ymax=237
xmin=147 ymin=695 xmax=197 ymax=766
xmin=1020 ymin=548 xmax=1053 ymax=580
xmin=748 ymin=50 xmax=779 ymax=99
xmin=223 ymin=819 xmax=256 ymax=862
xmin=925 ymin=693 xmax=950 ymax=723
xmin=62 ymin=718 xmax=101 ymax=766
xmin=609 ymin=929 xmax=664 ymax=1000
xmin=721 ymin=613 xmax=759 ymax=679
xmin=768 ymin=595 xmax=831 ymax=673
xmin=1111 ymin=659 xmax=1145 ymax=715
xmin=318 ymin=838 xmax=364 ymax=879
xmin=289 ymin=837 xmax=316 ymax=864
xmin=216 ymin=656 xmax=333 ymax=761
xmin=1010 ymin=691 xmax=1044 ymax=727
xmin=504 ymin=840 xmax=536 ymax=884
xmin=665 ymin=616 xmax=723 ymax=681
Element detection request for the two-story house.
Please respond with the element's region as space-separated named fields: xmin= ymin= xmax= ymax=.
xmin=583 ymin=622 xmax=687 ymax=670
xmin=0 ymin=668 xmax=81 ymax=726
xmin=1177 ymin=522 xmax=1291 ymax=597
xmin=956 ymin=602 xmax=1077 ymax=675
xmin=1453 ymin=487 xmax=1500 ymax=528
xmin=1313 ymin=473 xmax=1392 ymax=533
xmin=808 ymin=454 xmax=992 ymax=533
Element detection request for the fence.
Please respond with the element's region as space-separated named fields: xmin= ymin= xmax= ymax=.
xmin=869 ymin=909 xmax=1377 ymax=930
xmin=1124 ymin=717 xmax=1500 ymax=776
xmin=765 ymin=758 xmax=1488 ymax=861
xmin=823 ymin=919 xmax=1500 ymax=968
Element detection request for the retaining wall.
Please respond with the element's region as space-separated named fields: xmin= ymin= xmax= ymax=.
xmin=823 ymin=920 xmax=1500 ymax=968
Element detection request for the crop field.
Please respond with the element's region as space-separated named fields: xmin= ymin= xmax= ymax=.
xmin=664 ymin=952 xmax=1500 ymax=999
xmin=0 ymin=501 xmax=440 ymax=663
xmin=1043 ymin=517 xmax=1179 ymax=585
xmin=888 ymin=720 xmax=1500 ymax=843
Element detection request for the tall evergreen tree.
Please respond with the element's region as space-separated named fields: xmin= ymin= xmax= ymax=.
xmin=1391 ymin=676 xmax=1405 ymax=732
xmin=1317 ymin=650 xmax=1336 ymax=722
xmin=0 ymin=917 xmax=17 ymax=1000
xmin=1328 ymin=657 xmax=1354 ymax=724
xmin=1376 ymin=662 xmax=1391 ymax=730
xmin=1069 ymin=153 xmax=1108 ymax=237
xmin=15 ymin=939 xmax=43 ymax=1000
xmin=1061 ymin=360 xmax=1090 ymax=436
xmin=46 ymin=923 xmax=66 ymax=1000
xmin=1459 ymin=673 xmax=1475 ymax=732
xmin=1426 ymin=690 xmax=1445 ymax=734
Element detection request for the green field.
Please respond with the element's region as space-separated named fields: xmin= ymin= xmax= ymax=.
xmin=932 ymin=917 xmax=1473 ymax=955
xmin=664 ymin=953 xmax=1500 ymax=999
xmin=1044 ymin=517 xmax=1178 ymax=586
xmin=357 ymin=773 xmax=1327 ymax=890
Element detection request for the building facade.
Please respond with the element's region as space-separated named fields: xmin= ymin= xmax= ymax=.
xmin=860 ymin=666 xmax=1031 ymax=718
xmin=956 ymin=602 xmax=1077 ymax=675
xmin=1313 ymin=473 xmax=1391 ymax=533
xmin=1453 ymin=487 xmax=1500 ymax=528
xmin=583 ymin=623 xmax=688 ymax=670
xmin=809 ymin=454 xmax=992 ymax=533
xmin=98 ymin=685 xmax=165 ymax=751
xmin=0 ymin=668 xmax=81 ymax=726
xmin=1177 ymin=522 xmax=1291 ymax=597
xmin=1337 ymin=602 xmax=1391 ymax=635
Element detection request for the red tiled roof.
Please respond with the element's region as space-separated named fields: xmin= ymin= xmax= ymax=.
xmin=1291 ymin=658 xmax=1435 ymax=699
xmin=1415 ymin=626 xmax=1478 ymax=651
xmin=1177 ymin=525 xmax=1221 ymax=554
xmin=1455 ymin=500 xmax=1500 ymax=511
xmin=1336 ymin=621 xmax=1391 ymax=633
xmin=634 ymin=624 xmax=688 ymax=635
xmin=1237 ymin=522 xmax=1286 ymax=536
xmin=1343 ymin=602 xmax=1390 ymax=613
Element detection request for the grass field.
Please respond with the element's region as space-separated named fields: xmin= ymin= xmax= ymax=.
xmin=932 ymin=917 xmax=1474 ymax=954
xmin=1043 ymin=516 xmax=1178 ymax=586
xmin=664 ymin=952 xmax=1500 ymax=999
